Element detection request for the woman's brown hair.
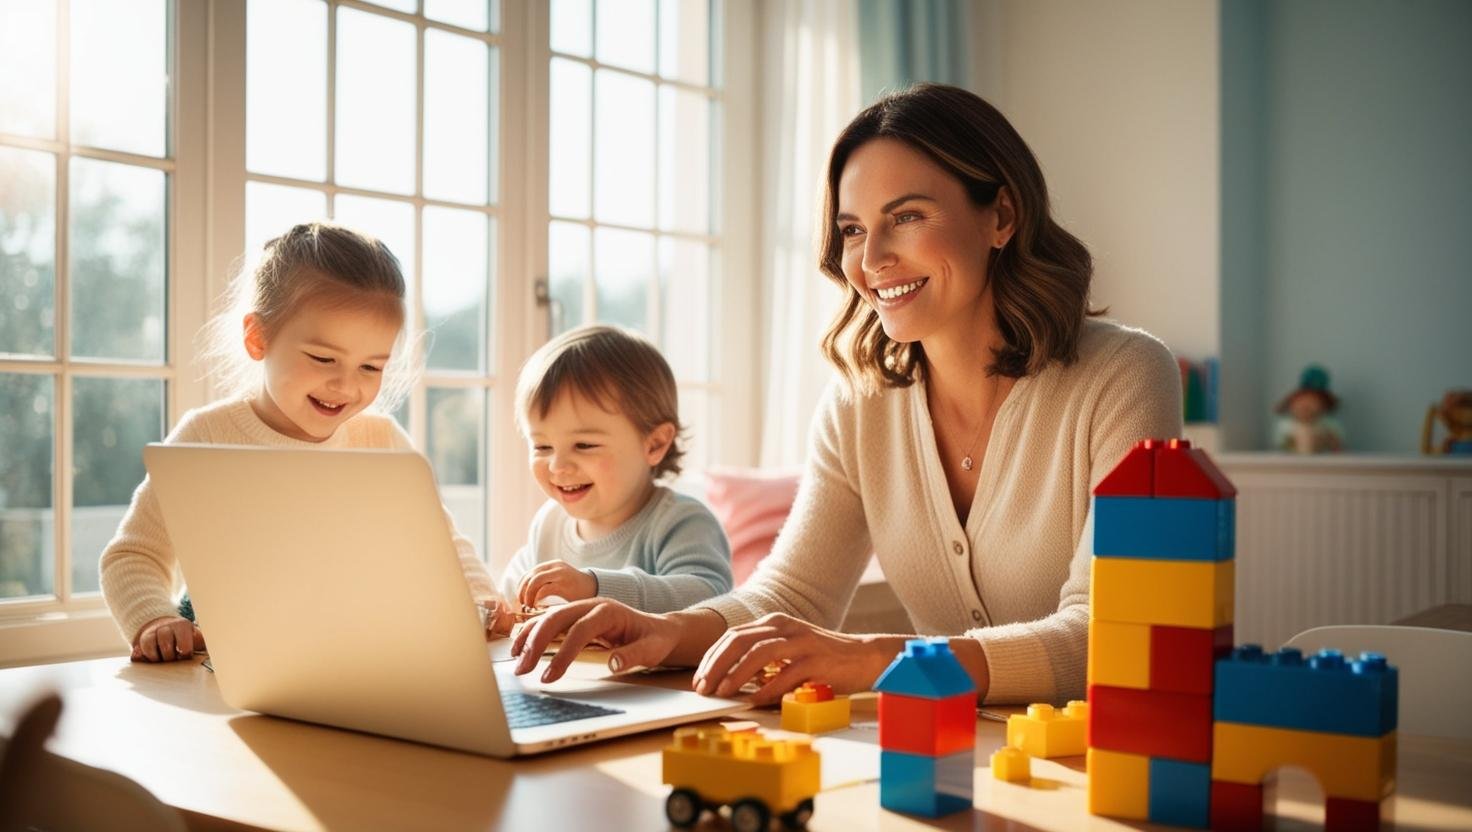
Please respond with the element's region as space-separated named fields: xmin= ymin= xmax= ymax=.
xmin=819 ymin=83 xmax=1097 ymax=393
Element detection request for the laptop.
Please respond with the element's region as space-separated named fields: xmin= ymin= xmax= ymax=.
xmin=142 ymin=443 xmax=745 ymax=757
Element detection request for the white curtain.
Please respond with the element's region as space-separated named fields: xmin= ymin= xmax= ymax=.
xmin=756 ymin=0 xmax=862 ymax=467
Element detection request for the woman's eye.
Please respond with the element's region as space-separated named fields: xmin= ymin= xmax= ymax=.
xmin=840 ymin=224 xmax=863 ymax=237
xmin=306 ymin=353 xmax=332 ymax=364
xmin=896 ymin=211 xmax=921 ymax=223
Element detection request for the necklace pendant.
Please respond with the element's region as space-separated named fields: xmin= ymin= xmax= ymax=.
xmin=961 ymin=455 xmax=974 ymax=471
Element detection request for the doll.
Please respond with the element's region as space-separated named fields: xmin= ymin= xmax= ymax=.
xmin=1274 ymin=365 xmax=1344 ymax=453
xmin=1422 ymin=389 xmax=1472 ymax=455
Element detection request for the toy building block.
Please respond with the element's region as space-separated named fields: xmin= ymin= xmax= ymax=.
xmin=1092 ymin=496 xmax=1234 ymax=561
xmin=1094 ymin=438 xmax=1159 ymax=497
xmin=1148 ymin=757 xmax=1210 ymax=828
xmin=1087 ymin=684 xmax=1213 ymax=763
xmin=1088 ymin=619 xmax=1150 ymax=690
xmin=1153 ymin=438 xmax=1237 ymax=499
xmin=1210 ymin=780 xmax=1264 ymax=830
xmin=873 ymin=638 xmax=976 ymax=699
xmin=1090 ymin=556 xmax=1234 ymax=630
xmin=781 ymin=683 xmax=851 ymax=734
xmin=878 ymin=692 xmax=975 ymax=756
xmin=879 ymin=749 xmax=973 ymax=817
xmin=1211 ymin=721 xmax=1396 ymax=803
xmin=1150 ymin=623 xmax=1233 ymax=695
xmin=990 ymin=746 xmax=1031 ymax=783
xmin=1213 ymin=646 xmax=1398 ymax=737
xmin=1006 ymin=701 xmax=1088 ymax=758
xmin=663 ymin=725 xmax=820 ymax=831
xmin=1086 ymin=747 xmax=1149 ymax=820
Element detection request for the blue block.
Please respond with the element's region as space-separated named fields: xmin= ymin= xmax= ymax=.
xmin=1214 ymin=646 xmax=1398 ymax=737
xmin=1149 ymin=757 xmax=1211 ymax=828
xmin=879 ymin=750 xmax=973 ymax=818
xmin=873 ymin=638 xmax=976 ymax=699
xmin=1093 ymin=496 xmax=1234 ymax=561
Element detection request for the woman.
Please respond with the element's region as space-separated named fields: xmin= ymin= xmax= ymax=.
xmin=512 ymin=83 xmax=1181 ymax=705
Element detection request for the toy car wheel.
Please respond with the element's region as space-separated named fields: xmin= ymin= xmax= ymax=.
xmin=779 ymin=798 xmax=814 ymax=830
xmin=665 ymin=788 xmax=702 ymax=828
xmin=730 ymin=798 xmax=771 ymax=832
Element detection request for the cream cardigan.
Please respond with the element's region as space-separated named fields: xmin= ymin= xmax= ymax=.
xmin=700 ymin=319 xmax=1183 ymax=704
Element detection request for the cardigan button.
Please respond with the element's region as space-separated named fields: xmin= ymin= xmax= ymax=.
xmin=952 ymin=541 xmax=964 ymax=555
xmin=971 ymin=609 xmax=983 ymax=621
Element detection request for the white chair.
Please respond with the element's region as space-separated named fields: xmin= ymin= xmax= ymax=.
xmin=1283 ymin=625 xmax=1472 ymax=739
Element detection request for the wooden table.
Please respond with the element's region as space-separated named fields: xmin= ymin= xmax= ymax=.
xmin=2 ymin=655 xmax=1470 ymax=831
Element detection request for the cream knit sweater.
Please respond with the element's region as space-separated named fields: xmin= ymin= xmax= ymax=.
xmin=99 ymin=397 xmax=496 ymax=643
xmin=700 ymin=319 xmax=1182 ymax=704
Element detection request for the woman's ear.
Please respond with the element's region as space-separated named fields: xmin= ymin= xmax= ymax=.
xmin=992 ymin=186 xmax=1017 ymax=249
xmin=644 ymin=422 xmax=677 ymax=467
xmin=242 ymin=313 xmax=268 ymax=361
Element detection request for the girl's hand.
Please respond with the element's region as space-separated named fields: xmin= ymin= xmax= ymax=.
xmin=510 ymin=598 xmax=681 ymax=683
xmin=132 ymin=616 xmax=206 ymax=663
xmin=480 ymin=599 xmax=515 ymax=638
xmin=517 ymin=560 xmax=598 ymax=607
xmin=693 ymin=612 xmax=906 ymax=706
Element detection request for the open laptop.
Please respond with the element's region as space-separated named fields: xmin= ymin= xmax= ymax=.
xmin=142 ymin=443 xmax=745 ymax=757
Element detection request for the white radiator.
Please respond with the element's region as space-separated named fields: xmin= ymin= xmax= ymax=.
xmin=1219 ymin=454 xmax=1472 ymax=650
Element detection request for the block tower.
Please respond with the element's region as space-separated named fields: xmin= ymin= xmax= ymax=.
xmin=873 ymin=638 xmax=976 ymax=817
xmin=1087 ymin=438 xmax=1236 ymax=827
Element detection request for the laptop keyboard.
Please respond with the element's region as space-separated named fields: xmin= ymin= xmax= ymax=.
xmin=501 ymin=691 xmax=624 ymax=730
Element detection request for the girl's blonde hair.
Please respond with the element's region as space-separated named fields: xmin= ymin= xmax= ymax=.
xmin=197 ymin=222 xmax=419 ymax=413
xmin=514 ymin=325 xmax=685 ymax=479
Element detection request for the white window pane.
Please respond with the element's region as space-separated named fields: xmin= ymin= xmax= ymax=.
xmin=678 ymin=386 xmax=711 ymax=473
xmin=550 ymin=0 xmax=590 ymax=57
xmin=332 ymin=194 xmax=415 ymax=287
xmin=426 ymin=386 xmax=485 ymax=556
xmin=596 ymin=0 xmax=654 ymax=75
xmin=593 ymin=71 xmax=654 ymax=227
xmin=593 ymin=226 xmax=652 ymax=332
xmin=358 ymin=0 xmax=416 ymax=11
xmin=658 ymin=86 xmax=710 ymax=233
xmin=245 ymin=181 xmax=327 ymax=258
xmin=336 ymin=7 xmax=416 ymax=195
xmin=0 ymin=0 xmax=56 ymax=138
xmin=72 ymin=377 xmax=163 ymax=594
xmin=70 ymin=0 xmax=167 ymax=157
xmin=0 ymin=147 xmax=57 ymax=358
xmin=422 ymin=206 xmax=488 ymax=372
xmin=424 ymin=30 xmax=489 ymax=205
xmin=0 ymin=373 xmax=53 ymax=600
xmin=69 ymin=159 xmax=165 ymax=362
xmin=549 ymin=59 xmax=592 ymax=219
xmin=247 ymin=0 xmax=327 ymax=181
xmin=426 ymin=0 xmax=488 ymax=32
xmin=659 ymin=0 xmax=708 ymax=85
xmin=548 ymin=221 xmax=589 ymax=335
xmin=659 ymin=238 xmax=710 ymax=382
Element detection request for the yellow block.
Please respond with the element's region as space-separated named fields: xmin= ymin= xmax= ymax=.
xmin=1212 ymin=722 xmax=1396 ymax=802
xmin=1007 ymin=701 xmax=1089 ymax=758
xmin=780 ymin=691 xmax=851 ymax=734
xmin=1087 ymin=747 xmax=1149 ymax=820
xmin=1091 ymin=557 xmax=1234 ymax=629
xmin=1088 ymin=619 xmax=1151 ymax=689
xmin=990 ymin=746 xmax=1031 ymax=783
xmin=663 ymin=727 xmax=821 ymax=814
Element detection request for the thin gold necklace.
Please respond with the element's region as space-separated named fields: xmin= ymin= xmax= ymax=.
xmin=959 ymin=378 xmax=1002 ymax=472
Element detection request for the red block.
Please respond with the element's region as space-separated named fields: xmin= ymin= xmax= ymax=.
xmin=1154 ymin=438 xmax=1237 ymax=499
xmin=1087 ymin=684 xmax=1213 ymax=763
xmin=1094 ymin=439 xmax=1159 ymax=497
xmin=1211 ymin=780 xmax=1264 ymax=830
xmin=1150 ymin=624 xmax=1234 ymax=695
xmin=1325 ymin=797 xmax=1382 ymax=832
xmin=877 ymin=692 xmax=975 ymax=756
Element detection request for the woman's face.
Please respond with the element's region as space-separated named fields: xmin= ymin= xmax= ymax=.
xmin=836 ymin=137 xmax=1011 ymax=345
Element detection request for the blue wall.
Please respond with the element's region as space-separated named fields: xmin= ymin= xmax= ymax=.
xmin=1223 ymin=0 xmax=1472 ymax=452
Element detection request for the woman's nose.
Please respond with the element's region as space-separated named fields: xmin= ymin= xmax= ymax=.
xmin=862 ymin=230 xmax=898 ymax=275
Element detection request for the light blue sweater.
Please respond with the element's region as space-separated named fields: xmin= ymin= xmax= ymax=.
xmin=499 ymin=486 xmax=732 ymax=613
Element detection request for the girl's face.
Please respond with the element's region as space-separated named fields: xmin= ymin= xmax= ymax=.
xmin=836 ymin=137 xmax=1012 ymax=345
xmin=245 ymin=302 xmax=402 ymax=442
xmin=525 ymin=389 xmax=674 ymax=540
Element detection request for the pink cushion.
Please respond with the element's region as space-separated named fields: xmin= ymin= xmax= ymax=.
xmin=704 ymin=467 xmax=802 ymax=586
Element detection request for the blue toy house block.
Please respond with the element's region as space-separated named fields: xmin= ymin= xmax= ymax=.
xmin=1093 ymin=496 xmax=1234 ymax=562
xmin=873 ymin=638 xmax=976 ymax=699
xmin=1213 ymin=646 xmax=1398 ymax=737
xmin=1149 ymin=757 xmax=1210 ymax=828
xmin=879 ymin=750 xmax=973 ymax=817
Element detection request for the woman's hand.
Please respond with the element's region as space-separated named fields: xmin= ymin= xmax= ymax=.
xmin=517 ymin=560 xmax=598 ymax=607
xmin=693 ymin=612 xmax=906 ymax=706
xmin=510 ymin=598 xmax=683 ymax=683
xmin=132 ymin=615 xmax=206 ymax=663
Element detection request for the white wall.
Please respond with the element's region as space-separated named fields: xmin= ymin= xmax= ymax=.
xmin=968 ymin=0 xmax=1221 ymax=362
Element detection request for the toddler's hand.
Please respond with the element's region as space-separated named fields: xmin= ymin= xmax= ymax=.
xmin=518 ymin=560 xmax=598 ymax=607
xmin=132 ymin=615 xmax=206 ymax=663
xmin=481 ymin=598 xmax=516 ymax=638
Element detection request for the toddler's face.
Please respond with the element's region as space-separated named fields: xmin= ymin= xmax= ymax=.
xmin=525 ymin=389 xmax=671 ymax=539
xmin=246 ymin=304 xmax=401 ymax=442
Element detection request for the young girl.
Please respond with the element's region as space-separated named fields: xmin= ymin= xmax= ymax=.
xmin=495 ymin=325 xmax=732 ymax=627
xmin=100 ymin=222 xmax=496 ymax=662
